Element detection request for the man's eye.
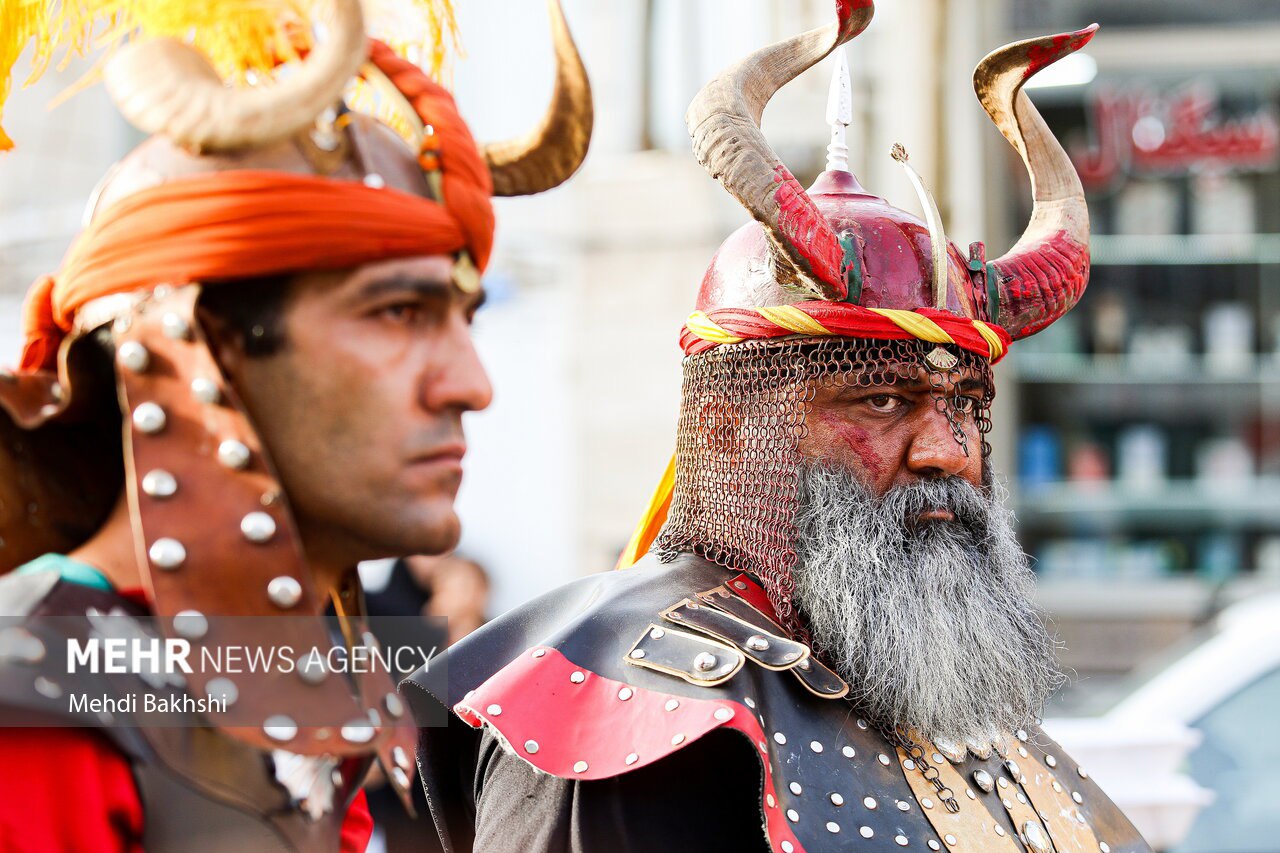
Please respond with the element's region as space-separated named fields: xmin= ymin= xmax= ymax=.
xmin=380 ymin=303 xmax=423 ymax=324
xmin=954 ymin=396 xmax=980 ymax=414
xmin=865 ymin=394 xmax=902 ymax=413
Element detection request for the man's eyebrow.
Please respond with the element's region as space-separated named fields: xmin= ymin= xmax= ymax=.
xmin=358 ymin=274 xmax=451 ymax=300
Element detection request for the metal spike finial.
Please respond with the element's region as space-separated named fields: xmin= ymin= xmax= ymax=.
xmin=825 ymin=49 xmax=853 ymax=172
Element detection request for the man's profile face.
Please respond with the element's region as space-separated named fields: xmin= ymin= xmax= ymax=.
xmin=797 ymin=365 xmax=987 ymax=496
xmin=215 ymin=255 xmax=493 ymax=567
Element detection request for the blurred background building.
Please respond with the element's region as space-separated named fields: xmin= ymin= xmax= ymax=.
xmin=2 ymin=1 xmax=1278 ymax=848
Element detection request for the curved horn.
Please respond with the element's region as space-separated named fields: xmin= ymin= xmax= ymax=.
xmin=975 ymin=25 xmax=1097 ymax=339
xmin=686 ymin=1 xmax=874 ymax=301
xmin=483 ymin=0 xmax=593 ymax=197
xmin=103 ymin=0 xmax=366 ymax=153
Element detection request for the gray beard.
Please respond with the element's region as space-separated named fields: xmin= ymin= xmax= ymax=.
xmin=791 ymin=462 xmax=1062 ymax=748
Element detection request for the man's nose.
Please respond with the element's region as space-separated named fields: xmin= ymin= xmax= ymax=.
xmin=905 ymin=404 xmax=969 ymax=479
xmin=421 ymin=317 xmax=494 ymax=413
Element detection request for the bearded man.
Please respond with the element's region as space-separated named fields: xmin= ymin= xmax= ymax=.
xmin=407 ymin=4 xmax=1151 ymax=853
xmin=0 ymin=1 xmax=590 ymax=850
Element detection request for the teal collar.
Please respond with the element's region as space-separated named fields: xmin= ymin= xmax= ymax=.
xmin=14 ymin=553 xmax=114 ymax=591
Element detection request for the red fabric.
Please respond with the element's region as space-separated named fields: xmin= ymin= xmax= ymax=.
xmin=0 ymin=728 xmax=375 ymax=851
xmin=680 ymin=302 xmax=1013 ymax=362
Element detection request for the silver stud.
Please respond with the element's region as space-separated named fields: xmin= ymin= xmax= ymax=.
xmin=693 ymin=652 xmax=718 ymax=672
xmin=922 ymin=798 xmax=934 ymax=809
xmin=766 ymin=793 xmax=775 ymax=807
xmin=341 ymin=720 xmax=376 ymax=744
xmin=789 ymin=781 xmax=803 ymax=795
xmin=998 ymin=777 xmax=1009 ymax=789
xmin=842 ymin=745 xmax=855 ymax=758
xmin=671 ymin=733 xmax=685 ymax=745
xmin=618 ymin=687 xmax=634 ymax=701
xmin=148 ymin=538 xmax=186 ymax=570
xmin=34 ymin=676 xmax=61 ymax=699
xmin=1002 ymin=798 xmax=1013 ymax=809
xmin=856 ymin=718 xmax=869 ymax=730
xmin=190 ymin=377 xmax=221 ymax=404
xmin=733 ymin=580 xmax=747 ymax=590
xmin=944 ymin=834 xmax=957 ymax=847
xmin=810 ymin=740 xmax=823 ymax=753
xmin=625 ymin=752 xmax=638 ymax=766
xmin=1100 ymin=844 xmax=1111 ymax=853
xmin=172 ymin=610 xmax=208 ymax=639
xmin=525 ymin=740 xmax=539 ymax=754
xmin=929 ymin=842 xmax=942 ymax=852
xmin=896 ymin=836 xmax=909 ymax=847
xmin=830 ymin=793 xmax=844 ymax=806
xmin=1078 ymin=767 xmax=1089 ymax=779
xmin=392 ymin=746 xmax=411 ymax=770
xmin=786 ymin=809 xmax=799 ymax=823
xmin=935 ymin=738 xmax=966 ymax=763
xmin=897 ymin=800 xmax=911 ymax=812
xmin=1072 ymin=791 xmax=1084 ymax=804
xmin=217 ymin=439 xmax=252 ymax=470
xmin=1005 ymin=759 xmax=1021 ymax=778
xmin=363 ymin=173 xmax=386 ymax=189
xmin=797 ymin=659 xmax=811 ymax=670
xmin=205 ymin=677 xmax=238 ymax=706
xmin=267 ymin=576 xmax=303 ymax=609
xmin=1017 ymin=728 xmax=1029 ymax=741
xmin=1023 ymin=821 xmax=1051 ymax=853
xmin=664 ymin=699 xmax=679 ymax=712
xmin=1017 ymin=792 xmax=1028 ymax=804
xmin=995 ymin=826 xmax=1006 ymax=837
xmin=240 ymin=511 xmax=276 ymax=544
xmin=117 ymin=341 xmax=151 ymax=372
xmin=532 ymin=648 xmax=547 ymax=658
xmin=1018 ymin=746 xmax=1029 ymax=758
xmin=161 ymin=312 xmax=190 ymax=340
xmin=486 ymin=704 xmax=502 ymax=716
xmin=744 ymin=697 xmax=756 ymax=708
xmin=972 ymin=769 xmax=994 ymax=793
xmin=860 ymin=826 xmax=874 ymax=839
xmin=781 ymin=843 xmax=793 ymax=853
xmin=132 ymin=402 xmax=167 ymax=434
xmin=878 ymin=753 xmax=891 ymax=766
xmin=1052 ymin=781 xmax=1063 ymax=793
xmin=573 ymin=760 xmax=588 ymax=773
xmin=649 ymin=627 xmax=665 ymax=639
xmin=297 ymin=654 xmax=327 ymax=684
xmin=774 ymin=732 xmax=786 ymax=745
xmin=746 ymin=635 xmax=770 ymax=651
xmin=385 ymin=692 xmax=404 ymax=718
xmin=714 ymin=707 xmax=733 ymax=722
xmin=1045 ymin=754 xmax=1057 ymax=768
xmin=863 ymin=796 xmax=877 ymax=810
xmin=570 ymin=671 xmax=586 ymax=684
xmin=782 ymin=651 xmax=800 ymax=662
xmin=826 ymin=822 xmax=840 ymax=834
xmin=141 ymin=469 xmax=177 ymax=499
xmin=629 ymin=649 xmax=646 ymax=659
xmin=933 ymin=752 xmax=946 ymax=764
xmin=392 ymin=767 xmax=410 ymax=789
xmin=903 ymin=758 xmax=917 ymax=770
xmin=0 ymin=627 xmax=45 ymax=664
xmin=264 ymin=715 xmax=298 ymax=742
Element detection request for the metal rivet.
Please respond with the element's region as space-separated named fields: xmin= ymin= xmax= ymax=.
xmin=1005 ymin=759 xmax=1021 ymax=777
xmin=830 ymin=793 xmax=844 ymax=806
xmin=789 ymin=781 xmax=802 ymax=795
xmin=573 ymin=760 xmax=588 ymax=773
xmin=826 ymin=822 xmax=840 ymax=834
xmin=878 ymin=753 xmax=891 ymax=766
xmin=1017 ymin=729 xmax=1028 ymax=741
xmin=191 ymin=377 xmax=221 ymax=404
xmin=856 ymin=718 xmax=868 ymax=729
xmin=972 ymin=769 xmax=994 ymax=793
xmin=34 ymin=676 xmax=61 ymax=699
xmin=664 ymin=699 xmax=679 ymax=712
xmin=863 ymin=796 xmax=877 ymax=809
xmin=363 ymin=173 xmax=386 ymax=189
xmin=385 ymin=692 xmax=404 ymax=718
xmin=944 ymin=834 xmax=957 ymax=846
xmin=1045 ymin=754 xmax=1057 ymax=768
xmin=132 ymin=402 xmax=166 ymax=434
xmin=998 ymin=777 xmax=1009 ymax=789
xmin=629 ymin=649 xmax=646 ymax=659
xmin=933 ymin=752 xmax=945 ymax=764
xmin=217 ymin=439 xmax=252 ymax=470
xmin=746 ymin=635 xmax=770 ymax=651
xmin=618 ymin=687 xmax=634 ymax=701
xmin=897 ymin=800 xmax=910 ymax=812
xmin=1018 ymin=746 xmax=1029 ymax=758
xmin=896 ymin=836 xmax=909 ymax=847
xmin=524 ymin=740 xmax=539 ymax=754
xmin=240 ymin=511 xmax=276 ymax=544
xmin=570 ymin=671 xmax=586 ymax=684
xmin=264 ymin=715 xmax=298 ymax=742
xmin=1023 ymin=821 xmax=1051 ymax=853
xmin=486 ymin=704 xmax=502 ymax=716
xmin=297 ymin=654 xmax=327 ymax=685
xmin=929 ymin=842 xmax=941 ymax=851
xmin=649 ymin=627 xmax=665 ymax=639
xmin=341 ymin=720 xmax=375 ymax=744
xmin=205 ymin=677 xmax=238 ymax=706
xmin=693 ymin=652 xmax=718 ymax=672
xmin=903 ymin=758 xmax=917 ymax=770
xmin=532 ymin=648 xmax=547 ymax=658
xmin=161 ymin=313 xmax=189 ymax=340
xmin=774 ymin=732 xmax=786 ymax=745
xmin=766 ymin=793 xmax=775 ymax=808
xmin=714 ymin=707 xmax=732 ymax=722
xmin=391 ymin=766 xmax=410 ymax=788
xmin=148 ymin=538 xmax=186 ymax=570
xmin=141 ymin=469 xmax=177 ymax=499
xmin=810 ymin=740 xmax=823 ymax=753
xmin=744 ymin=697 xmax=756 ymax=708
xmin=1078 ymin=767 xmax=1089 ymax=779
xmin=733 ymin=580 xmax=747 ymax=589
xmin=797 ymin=658 xmax=811 ymax=670
xmin=1002 ymin=798 xmax=1013 ymax=809
xmin=786 ymin=809 xmax=799 ymax=823
xmin=1072 ymin=791 xmax=1083 ymax=804
xmin=671 ymin=733 xmax=685 ymax=745
xmin=172 ymin=610 xmax=208 ymax=639
xmin=267 ymin=576 xmax=303 ymax=609
xmin=782 ymin=651 xmax=800 ymax=662
xmin=922 ymin=797 xmax=934 ymax=809
xmin=860 ymin=826 xmax=874 ymax=839
xmin=117 ymin=341 xmax=150 ymax=372
xmin=625 ymin=752 xmax=638 ymax=765
xmin=0 ymin=627 xmax=45 ymax=664
xmin=1017 ymin=792 xmax=1028 ymax=804
xmin=781 ymin=843 xmax=793 ymax=853
xmin=842 ymin=745 xmax=855 ymax=758
xmin=1099 ymin=844 xmax=1110 ymax=853
xmin=995 ymin=826 xmax=1006 ymax=837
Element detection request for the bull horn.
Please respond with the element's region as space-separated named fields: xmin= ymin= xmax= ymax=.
xmin=975 ymin=25 xmax=1097 ymax=339
xmin=685 ymin=1 xmax=874 ymax=301
xmin=103 ymin=0 xmax=366 ymax=153
xmin=483 ymin=0 xmax=593 ymax=197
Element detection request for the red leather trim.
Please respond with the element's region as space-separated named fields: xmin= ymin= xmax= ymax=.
xmin=727 ymin=572 xmax=781 ymax=625
xmin=456 ymin=646 xmax=804 ymax=853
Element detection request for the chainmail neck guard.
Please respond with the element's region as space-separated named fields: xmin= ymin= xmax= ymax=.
xmin=654 ymin=337 xmax=995 ymax=638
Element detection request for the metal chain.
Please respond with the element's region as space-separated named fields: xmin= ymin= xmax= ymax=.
xmin=880 ymin=725 xmax=962 ymax=814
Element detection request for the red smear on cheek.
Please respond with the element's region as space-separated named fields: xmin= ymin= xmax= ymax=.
xmin=814 ymin=410 xmax=886 ymax=481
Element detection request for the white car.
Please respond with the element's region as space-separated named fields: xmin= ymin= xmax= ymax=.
xmin=1045 ymin=592 xmax=1280 ymax=851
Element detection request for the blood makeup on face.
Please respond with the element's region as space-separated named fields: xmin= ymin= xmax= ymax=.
xmin=811 ymin=408 xmax=886 ymax=482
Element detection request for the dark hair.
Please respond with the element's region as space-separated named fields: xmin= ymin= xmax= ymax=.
xmin=197 ymin=275 xmax=295 ymax=358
